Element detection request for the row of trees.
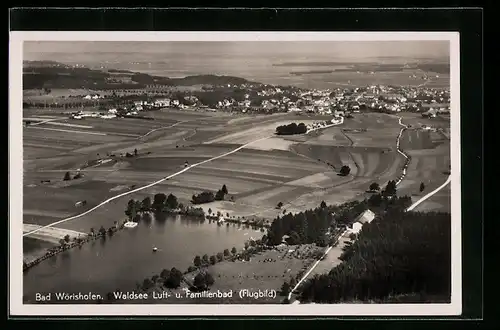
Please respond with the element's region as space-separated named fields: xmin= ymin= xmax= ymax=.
xmin=266 ymin=199 xmax=373 ymax=247
xmin=192 ymin=184 xmax=229 ymax=205
xmin=124 ymin=192 xmax=205 ymax=221
xmin=299 ymin=209 xmax=451 ymax=303
xmin=368 ymin=180 xmax=425 ymax=196
xmin=339 ymin=165 xmax=351 ymax=176
xmin=193 ymin=247 xmax=237 ymax=268
xmin=266 ymin=202 xmax=336 ymax=246
xmin=367 ymin=193 xmax=413 ymax=211
xmin=275 ymin=122 xmax=308 ymax=135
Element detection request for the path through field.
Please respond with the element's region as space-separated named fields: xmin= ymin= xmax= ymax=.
xmin=24 ymin=118 xmax=346 ymax=237
xmin=287 ymin=116 xmax=449 ymax=303
xmin=23 ymin=135 xmax=273 ymax=237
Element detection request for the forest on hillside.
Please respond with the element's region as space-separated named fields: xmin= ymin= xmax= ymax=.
xmin=299 ymin=209 xmax=451 ymax=303
xmin=23 ymin=64 xmax=254 ymax=90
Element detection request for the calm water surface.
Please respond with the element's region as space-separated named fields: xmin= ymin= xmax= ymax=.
xmin=23 ymin=215 xmax=262 ymax=303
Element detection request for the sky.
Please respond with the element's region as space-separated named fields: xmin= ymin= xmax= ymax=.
xmin=23 ymin=41 xmax=450 ymax=89
xmin=24 ymin=41 xmax=450 ymax=63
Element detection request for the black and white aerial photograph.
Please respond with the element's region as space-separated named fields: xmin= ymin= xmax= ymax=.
xmin=10 ymin=32 xmax=460 ymax=316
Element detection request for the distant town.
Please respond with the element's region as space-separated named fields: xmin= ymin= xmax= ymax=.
xmin=23 ymin=60 xmax=450 ymax=122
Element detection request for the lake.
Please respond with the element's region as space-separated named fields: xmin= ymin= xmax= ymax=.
xmin=23 ymin=215 xmax=263 ymax=303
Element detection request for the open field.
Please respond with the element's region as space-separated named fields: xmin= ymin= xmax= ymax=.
xmin=411 ymin=181 xmax=451 ymax=213
xmin=205 ymin=119 xmax=317 ymax=145
xmin=23 ymin=109 xmax=449 ymax=235
xmin=396 ymin=114 xmax=450 ymax=211
xmin=23 ymin=224 xmax=86 ymax=244
xmin=23 ymin=89 xmax=115 ymax=104
xmin=398 ymin=112 xmax=451 ymax=129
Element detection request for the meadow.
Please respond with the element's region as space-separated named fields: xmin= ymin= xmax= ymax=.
xmin=23 ymin=109 xmax=450 ymax=238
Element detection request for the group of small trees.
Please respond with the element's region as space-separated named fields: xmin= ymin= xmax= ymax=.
xmin=193 ymin=271 xmax=215 ymax=291
xmin=383 ymin=180 xmax=398 ymax=197
xmin=368 ymin=194 xmax=413 ymax=211
xmin=191 ymin=191 xmax=215 ymax=204
xmin=85 ymin=224 xmax=119 ymax=242
xmin=192 ymin=184 xmax=229 ymax=204
xmin=58 ymin=234 xmax=72 ymax=246
xmin=339 ymin=165 xmax=351 ymax=176
xmin=193 ymin=247 xmax=237 ymax=269
xmin=266 ymin=202 xmax=342 ymax=246
xmin=144 ymin=267 xmax=184 ymax=290
xmin=280 ymin=277 xmax=298 ymax=296
xmin=125 ymin=193 xmax=183 ymax=221
xmin=275 ymin=122 xmax=308 ymax=135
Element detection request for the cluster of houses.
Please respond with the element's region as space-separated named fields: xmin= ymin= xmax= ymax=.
xmin=305 ymin=117 xmax=344 ymax=132
xmin=212 ymin=84 xmax=449 ymax=116
xmin=82 ymin=94 xmax=104 ymax=100
xmin=72 ymin=83 xmax=449 ymax=120
xmin=70 ymin=98 xmax=183 ymax=120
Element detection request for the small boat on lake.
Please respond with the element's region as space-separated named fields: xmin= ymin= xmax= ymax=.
xmin=124 ymin=221 xmax=138 ymax=228
xmin=152 ymin=247 xmax=158 ymax=252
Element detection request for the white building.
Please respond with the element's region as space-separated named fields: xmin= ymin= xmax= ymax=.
xmin=348 ymin=209 xmax=375 ymax=234
xmin=350 ymin=222 xmax=363 ymax=234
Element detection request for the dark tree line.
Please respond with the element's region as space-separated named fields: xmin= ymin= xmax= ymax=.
xmin=367 ymin=193 xmax=413 ymax=212
xmin=266 ymin=206 xmax=333 ymax=246
xmin=299 ymin=209 xmax=451 ymax=303
xmin=192 ymin=191 xmax=215 ymax=204
xmin=275 ymin=122 xmax=308 ymax=135
xmin=339 ymin=165 xmax=351 ymax=176
xmin=334 ymin=200 xmax=369 ymax=227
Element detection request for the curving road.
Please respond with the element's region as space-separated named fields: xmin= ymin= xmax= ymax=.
xmin=23 ymin=117 xmax=346 ymax=238
xmin=287 ymin=116 xmax=450 ymax=302
xmin=395 ymin=117 xmax=410 ymax=185
xmin=405 ymin=175 xmax=451 ymax=212
xmin=137 ymin=120 xmax=188 ymax=140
